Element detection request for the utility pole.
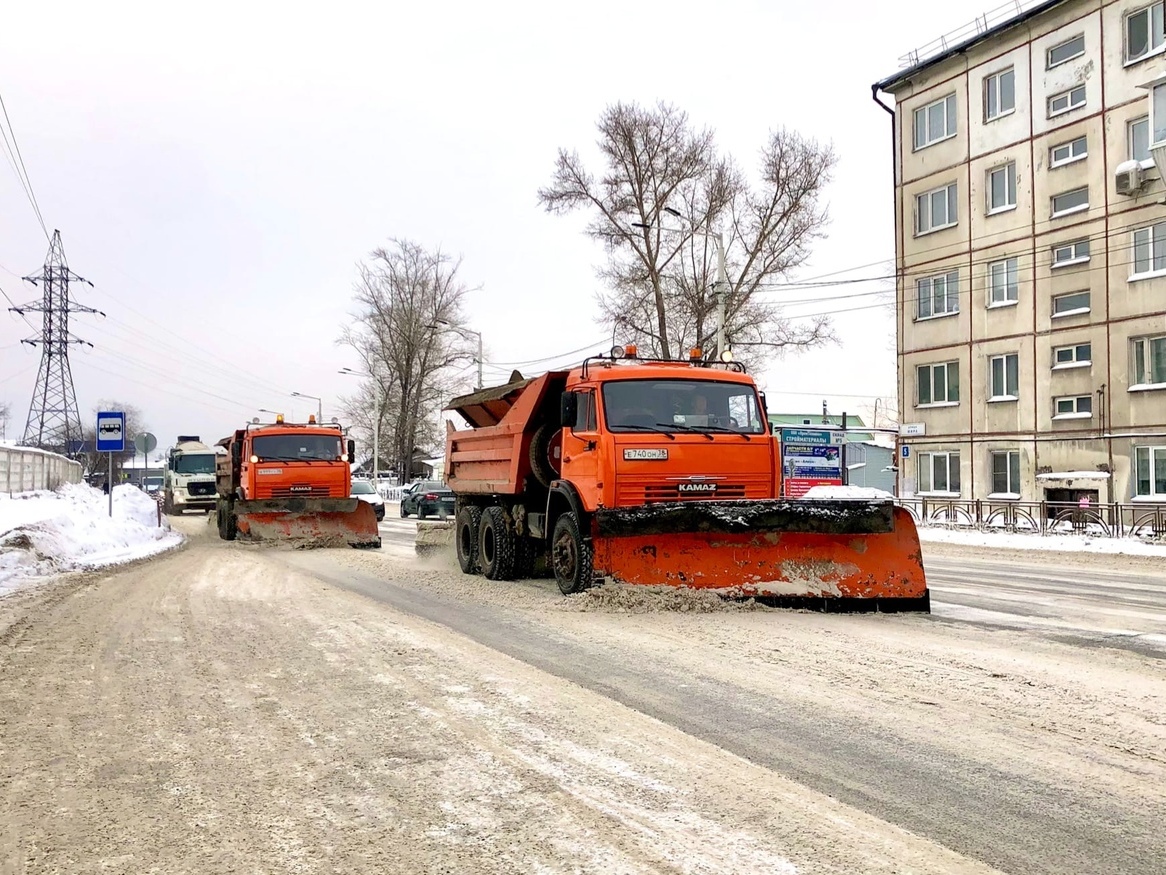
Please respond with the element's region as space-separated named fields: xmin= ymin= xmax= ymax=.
xmin=9 ymin=231 xmax=103 ymax=456
xmin=712 ymin=230 xmax=727 ymax=361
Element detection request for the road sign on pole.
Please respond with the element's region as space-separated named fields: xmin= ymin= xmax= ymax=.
xmin=97 ymin=412 xmax=124 ymax=517
xmin=134 ymin=432 xmax=157 ymax=455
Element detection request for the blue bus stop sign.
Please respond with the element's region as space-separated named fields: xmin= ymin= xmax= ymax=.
xmin=96 ymin=411 xmax=125 ymax=453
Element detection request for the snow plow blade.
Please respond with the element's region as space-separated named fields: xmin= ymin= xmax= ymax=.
xmin=234 ymin=498 xmax=381 ymax=549
xmin=592 ymin=500 xmax=928 ymax=612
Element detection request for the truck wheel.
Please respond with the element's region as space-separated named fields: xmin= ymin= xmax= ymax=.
xmin=222 ymin=501 xmax=237 ymax=541
xmin=513 ymin=536 xmax=539 ymax=580
xmin=551 ymin=512 xmax=593 ymax=595
xmin=455 ymin=505 xmax=483 ymax=574
xmin=529 ymin=423 xmax=561 ymax=488
xmin=478 ymin=506 xmax=515 ymax=581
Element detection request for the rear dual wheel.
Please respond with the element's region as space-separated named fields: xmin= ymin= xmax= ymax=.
xmin=456 ymin=505 xmax=483 ymax=574
xmin=478 ymin=506 xmax=515 ymax=581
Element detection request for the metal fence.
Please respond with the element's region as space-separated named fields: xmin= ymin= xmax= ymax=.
xmin=0 ymin=446 xmax=84 ymax=495
xmin=897 ymin=497 xmax=1166 ymax=540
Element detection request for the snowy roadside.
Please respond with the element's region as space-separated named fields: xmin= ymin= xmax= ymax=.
xmin=917 ymin=524 xmax=1166 ymax=557
xmin=0 ymin=483 xmax=183 ymax=596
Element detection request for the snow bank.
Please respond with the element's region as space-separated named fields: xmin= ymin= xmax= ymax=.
xmin=0 ymin=483 xmax=182 ymax=596
xmin=801 ymin=485 xmax=895 ymax=500
xmin=918 ymin=525 xmax=1166 ymax=557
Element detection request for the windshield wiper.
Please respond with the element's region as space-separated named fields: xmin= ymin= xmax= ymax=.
xmin=614 ymin=424 xmax=676 ymax=440
xmin=658 ymin=422 xmax=714 ymax=441
xmin=697 ymin=424 xmax=752 ymax=441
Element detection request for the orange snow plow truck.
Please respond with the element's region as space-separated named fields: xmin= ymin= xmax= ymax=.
xmin=444 ymin=349 xmax=928 ymax=611
xmin=214 ymin=416 xmax=380 ymax=548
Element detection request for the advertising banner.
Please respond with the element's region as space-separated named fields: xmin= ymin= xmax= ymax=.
xmin=779 ymin=428 xmax=843 ymax=498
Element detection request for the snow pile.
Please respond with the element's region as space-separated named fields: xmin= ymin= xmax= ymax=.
xmin=801 ymin=485 xmax=895 ymax=500
xmin=566 ymin=583 xmax=767 ymax=613
xmin=0 ymin=483 xmax=182 ymax=595
xmin=917 ymin=525 xmax=1166 ymax=557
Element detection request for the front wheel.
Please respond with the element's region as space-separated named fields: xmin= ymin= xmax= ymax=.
xmin=551 ymin=512 xmax=593 ymax=595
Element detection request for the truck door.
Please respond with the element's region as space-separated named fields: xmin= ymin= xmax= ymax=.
xmin=561 ymin=388 xmax=600 ymax=509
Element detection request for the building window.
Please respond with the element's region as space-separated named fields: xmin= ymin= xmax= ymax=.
xmin=1052 ymin=291 xmax=1091 ymax=317
xmin=1051 ymin=187 xmax=1089 ymax=218
xmin=988 ymin=257 xmax=1019 ymax=305
xmin=991 ymin=450 xmax=1021 ymax=496
xmin=1053 ymin=394 xmax=1093 ymax=419
xmin=1050 ymin=135 xmax=1088 ymax=167
xmin=987 ymin=162 xmax=1017 ymax=213
xmin=1048 ymin=34 xmax=1086 ymax=68
xmin=1126 ymin=2 xmax=1166 ymax=64
xmin=1151 ymin=81 xmax=1166 ymax=147
xmin=917 ymin=361 xmax=960 ymax=406
xmin=1132 ymin=335 xmax=1166 ymax=386
xmin=1134 ymin=446 xmax=1166 ymax=497
xmin=1053 ymin=342 xmax=1091 ymax=368
xmin=919 ymin=451 xmax=961 ymax=495
xmin=989 ymin=354 xmax=1020 ymax=401
xmin=914 ymin=93 xmax=957 ymax=150
xmin=1048 ymin=85 xmax=1086 ymax=117
xmin=1130 ymin=116 xmax=1150 ymax=161
xmin=916 ymin=270 xmax=960 ymax=320
xmin=984 ymin=68 xmax=1015 ymax=121
xmin=1051 ymin=239 xmax=1089 ymax=267
xmin=915 ymin=183 xmax=958 ymax=235
xmin=1132 ymin=221 xmax=1166 ymax=277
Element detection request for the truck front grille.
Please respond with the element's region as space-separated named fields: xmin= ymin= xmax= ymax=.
xmin=187 ymin=481 xmax=216 ymax=497
xmin=264 ymin=485 xmax=335 ymax=498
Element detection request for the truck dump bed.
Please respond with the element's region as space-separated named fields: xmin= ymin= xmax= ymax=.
xmin=445 ymin=371 xmax=567 ymax=496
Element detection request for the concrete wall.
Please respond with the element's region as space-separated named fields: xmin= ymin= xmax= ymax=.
xmin=0 ymin=447 xmax=84 ymax=495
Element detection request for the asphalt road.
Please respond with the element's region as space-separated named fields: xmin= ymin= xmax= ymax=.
xmin=299 ymin=522 xmax=1166 ymax=875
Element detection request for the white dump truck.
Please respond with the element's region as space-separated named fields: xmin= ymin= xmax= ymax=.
xmin=163 ymin=436 xmax=220 ymax=515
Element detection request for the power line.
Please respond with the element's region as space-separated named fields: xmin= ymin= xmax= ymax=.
xmin=0 ymin=89 xmax=49 ymax=240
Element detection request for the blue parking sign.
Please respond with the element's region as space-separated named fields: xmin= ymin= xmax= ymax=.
xmin=96 ymin=411 xmax=125 ymax=453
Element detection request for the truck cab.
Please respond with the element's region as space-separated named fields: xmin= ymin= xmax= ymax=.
xmin=163 ymin=436 xmax=220 ymax=515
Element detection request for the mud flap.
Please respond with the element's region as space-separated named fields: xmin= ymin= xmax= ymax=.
xmin=591 ymin=500 xmax=928 ymax=611
xmin=234 ymin=498 xmax=382 ymax=549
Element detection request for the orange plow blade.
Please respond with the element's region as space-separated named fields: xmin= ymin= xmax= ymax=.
xmin=592 ymin=501 xmax=928 ymax=611
xmin=234 ymin=498 xmax=381 ymax=549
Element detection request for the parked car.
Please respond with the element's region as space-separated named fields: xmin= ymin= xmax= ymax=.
xmin=400 ymin=480 xmax=455 ymax=519
xmin=350 ymin=478 xmax=386 ymax=521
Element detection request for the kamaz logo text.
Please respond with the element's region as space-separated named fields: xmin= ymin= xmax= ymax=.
xmin=678 ymin=482 xmax=717 ymax=493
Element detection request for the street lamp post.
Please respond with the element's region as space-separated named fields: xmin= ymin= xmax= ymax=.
xmin=634 ymin=207 xmax=729 ymax=361
xmin=339 ymin=368 xmax=383 ymax=485
xmin=291 ymin=391 xmax=323 ymax=423
xmin=427 ymin=320 xmax=483 ymax=390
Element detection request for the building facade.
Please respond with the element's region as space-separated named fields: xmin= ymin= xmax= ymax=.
xmin=874 ymin=0 xmax=1166 ymax=504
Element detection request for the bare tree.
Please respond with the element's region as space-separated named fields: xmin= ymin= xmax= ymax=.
xmin=0 ymin=401 xmax=9 ymax=440
xmin=860 ymin=395 xmax=900 ymax=432
xmin=339 ymin=239 xmax=474 ymax=482
xmin=539 ymin=101 xmax=837 ymax=361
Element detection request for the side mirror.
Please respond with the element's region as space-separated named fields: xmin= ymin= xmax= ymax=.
xmin=758 ymin=391 xmax=768 ymax=416
xmin=347 ymin=439 xmax=356 ymax=463
xmin=559 ymin=391 xmax=578 ymax=428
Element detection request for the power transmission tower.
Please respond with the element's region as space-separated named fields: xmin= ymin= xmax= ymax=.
xmin=9 ymin=230 xmax=102 ymax=456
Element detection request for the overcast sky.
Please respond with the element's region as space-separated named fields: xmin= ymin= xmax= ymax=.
xmin=0 ymin=0 xmax=994 ymax=454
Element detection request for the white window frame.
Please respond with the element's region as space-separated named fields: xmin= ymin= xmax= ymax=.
xmin=1048 ymin=85 xmax=1086 ymax=117
xmin=1048 ymin=34 xmax=1086 ymax=69
xmin=1125 ymin=2 xmax=1166 ymax=65
xmin=916 ymin=361 xmax=960 ymax=407
xmin=987 ymin=162 xmax=1017 ymax=214
xmin=915 ymin=182 xmax=958 ymax=236
xmin=1051 ymin=290 xmax=1091 ymax=318
xmin=1150 ymin=81 xmax=1166 ymax=148
xmin=987 ymin=256 xmax=1019 ymax=307
xmin=1052 ymin=342 xmax=1091 ymax=369
xmin=1051 ymin=239 xmax=1090 ymax=268
xmin=1129 ymin=116 xmax=1151 ymax=163
xmin=1134 ymin=445 xmax=1166 ymax=499
xmin=1131 ymin=221 xmax=1166 ymax=280
xmin=984 ymin=67 xmax=1016 ymax=122
xmin=1053 ymin=394 xmax=1093 ymax=419
xmin=1050 ymin=135 xmax=1088 ymax=168
xmin=915 ymin=270 xmax=960 ymax=320
xmin=989 ymin=450 xmax=1021 ymax=499
xmin=1131 ymin=334 xmax=1166 ymax=389
xmin=913 ymin=93 xmax=958 ymax=150
xmin=988 ymin=353 xmax=1020 ymax=402
xmin=918 ymin=451 xmax=961 ymax=497
xmin=1051 ymin=186 xmax=1089 ymax=218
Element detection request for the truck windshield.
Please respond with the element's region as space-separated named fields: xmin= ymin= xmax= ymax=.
xmin=175 ymin=455 xmax=217 ymax=474
xmin=252 ymin=434 xmax=342 ymax=462
xmin=602 ymin=379 xmax=767 ymax=435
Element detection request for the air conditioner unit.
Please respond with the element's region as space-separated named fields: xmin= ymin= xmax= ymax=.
xmin=1116 ymin=160 xmax=1146 ymax=196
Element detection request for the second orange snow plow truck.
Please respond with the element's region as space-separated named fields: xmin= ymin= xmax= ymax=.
xmin=214 ymin=416 xmax=380 ymax=548
xmin=444 ymin=348 xmax=928 ymax=610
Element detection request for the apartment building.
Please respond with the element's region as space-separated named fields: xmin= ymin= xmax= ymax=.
xmin=873 ymin=0 xmax=1166 ymax=505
